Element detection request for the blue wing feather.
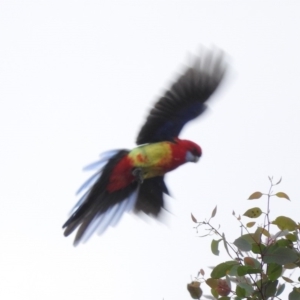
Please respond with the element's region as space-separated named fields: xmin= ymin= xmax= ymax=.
xmin=136 ymin=49 xmax=226 ymax=144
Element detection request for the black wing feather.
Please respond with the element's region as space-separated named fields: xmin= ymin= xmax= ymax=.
xmin=136 ymin=49 xmax=226 ymax=144
xmin=63 ymin=151 xmax=170 ymax=245
xmin=134 ymin=176 xmax=169 ymax=216
xmin=63 ymin=150 xmax=138 ymax=245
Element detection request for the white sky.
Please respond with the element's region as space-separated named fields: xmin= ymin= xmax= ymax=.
xmin=1 ymin=1 xmax=300 ymax=299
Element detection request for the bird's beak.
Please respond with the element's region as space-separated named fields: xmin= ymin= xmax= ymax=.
xmin=186 ymin=151 xmax=200 ymax=163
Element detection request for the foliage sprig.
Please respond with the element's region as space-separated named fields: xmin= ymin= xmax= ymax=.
xmin=187 ymin=177 xmax=300 ymax=300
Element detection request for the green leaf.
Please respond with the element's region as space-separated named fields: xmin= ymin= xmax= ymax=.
xmin=228 ymin=265 xmax=239 ymax=277
xmin=272 ymin=216 xmax=297 ymax=231
xmin=211 ymin=239 xmax=221 ymax=256
xmin=276 ymin=283 xmax=285 ymax=296
xmin=236 ymin=283 xmax=253 ymax=298
xmin=191 ymin=213 xmax=197 ymax=223
xmin=211 ymin=287 xmax=218 ymax=299
xmin=243 ymin=207 xmax=262 ymax=218
xmin=246 ymin=268 xmax=261 ymax=275
xmin=267 ymin=263 xmax=282 ymax=280
xmin=286 ymin=233 xmax=298 ymax=242
xmin=262 ymin=280 xmax=278 ymax=298
xmin=239 ymin=283 xmax=254 ymax=297
xmin=233 ymin=234 xmax=255 ymax=251
xmin=211 ymin=261 xmax=239 ymax=279
xmin=211 ymin=205 xmax=217 ymax=218
xmin=206 ymin=278 xmax=218 ymax=289
xmin=248 ymin=191 xmax=263 ymax=200
xmin=237 ymin=266 xmax=249 ymax=276
xmin=263 ymin=247 xmax=298 ymax=264
xmin=275 ymin=192 xmax=290 ymax=200
xmin=276 ymin=238 xmax=292 ymax=247
xmin=252 ymin=243 xmax=265 ymax=254
xmin=237 ymin=266 xmax=261 ymax=276
xmin=236 ymin=285 xmax=245 ymax=298
xmin=289 ymin=288 xmax=300 ymax=300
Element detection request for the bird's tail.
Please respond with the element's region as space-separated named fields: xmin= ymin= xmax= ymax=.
xmin=135 ymin=176 xmax=169 ymax=216
xmin=63 ymin=149 xmax=136 ymax=245
xmin=63 ymin=150 xmax=169 ymax=245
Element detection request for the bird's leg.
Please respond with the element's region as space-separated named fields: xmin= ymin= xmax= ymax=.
xmin=132 ymin=168 xmax=144 ymax=184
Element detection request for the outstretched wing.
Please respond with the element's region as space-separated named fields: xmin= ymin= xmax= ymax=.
xmin=136 ymin=49 xmax=226 ymax=145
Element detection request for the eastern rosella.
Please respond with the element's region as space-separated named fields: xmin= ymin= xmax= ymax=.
xmin=63 ymin=49 xmax=226 ymax=245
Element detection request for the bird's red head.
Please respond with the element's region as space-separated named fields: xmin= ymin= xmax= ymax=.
xmin=173 ymin=138 xmax=202 ymax=163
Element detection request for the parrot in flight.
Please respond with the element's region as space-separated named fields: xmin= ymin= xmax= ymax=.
xmin=63 ymin=49 xmax=226 ymax=245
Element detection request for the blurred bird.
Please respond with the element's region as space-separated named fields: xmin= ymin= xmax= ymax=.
xmin=63 ymin=48 xmax=227 ymax=245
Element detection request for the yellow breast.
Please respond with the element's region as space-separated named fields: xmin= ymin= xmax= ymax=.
xmin=128 ymin=142 xmax=173 ymax=178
